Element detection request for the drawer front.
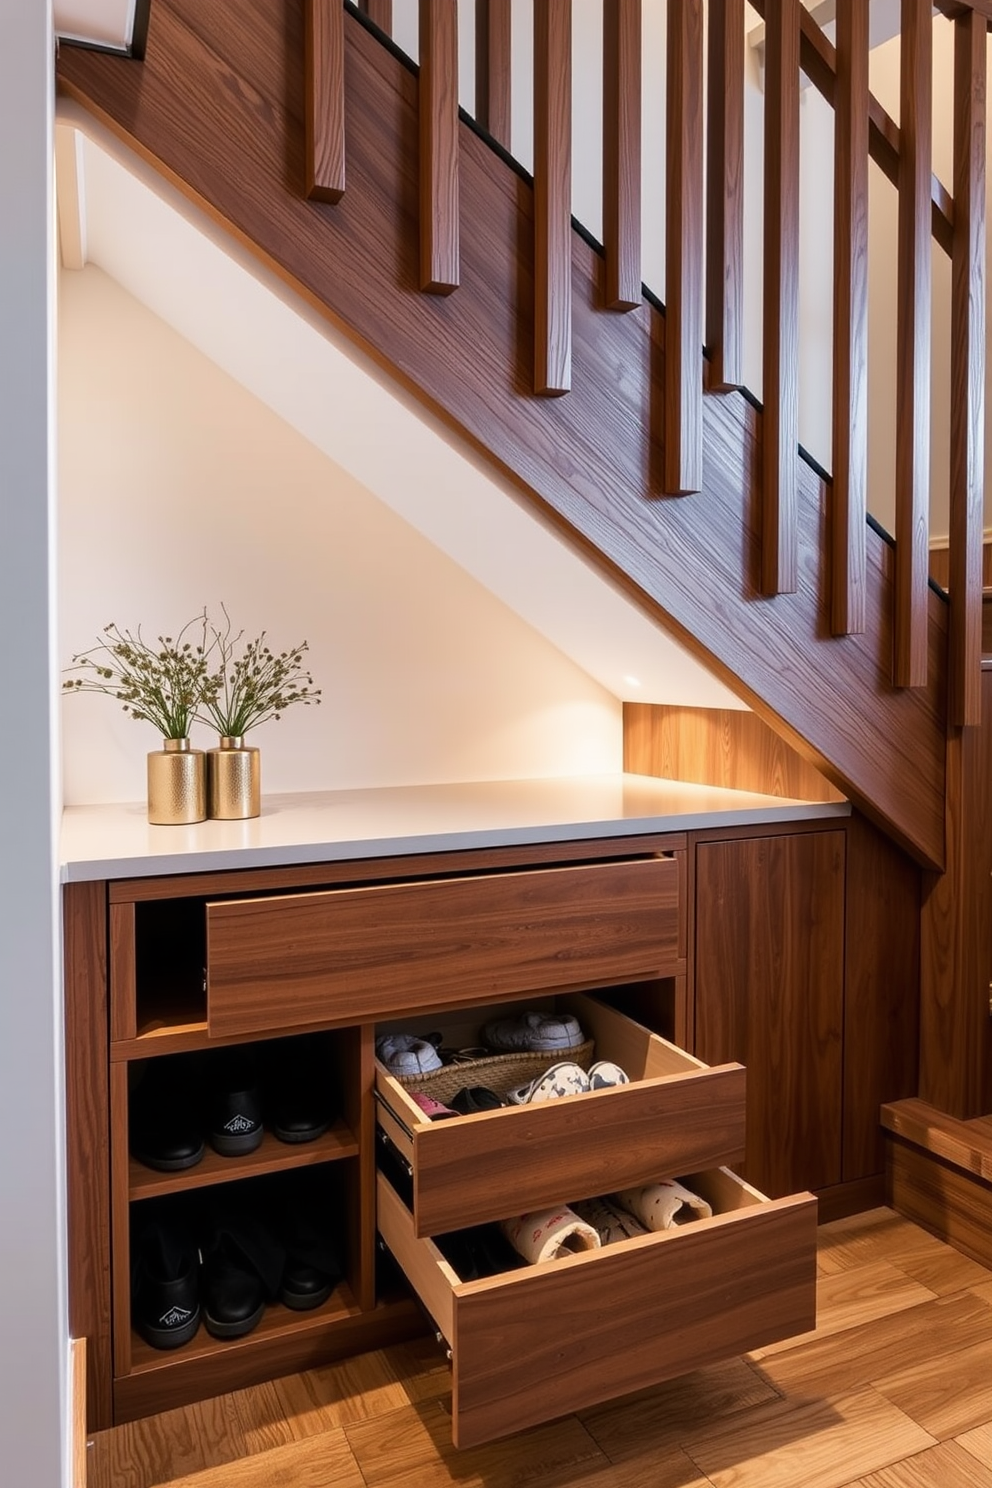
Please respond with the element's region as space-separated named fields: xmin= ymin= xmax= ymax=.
xmin=376 ymin=996 xmax=746 ymax=1236
xmin=377 ymin=1168 xmax=818 ymax=1450
xmin=205 ymin=856 xmax=680 ymax=1038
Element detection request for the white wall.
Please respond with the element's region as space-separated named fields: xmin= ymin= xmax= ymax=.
xmin=58 ymin=267 xmax=623 ymax=805
xmin=0 ymin=5 xmax=68 ymax=1488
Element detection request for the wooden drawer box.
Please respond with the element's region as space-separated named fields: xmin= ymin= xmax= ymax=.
xmin=377 ymin=1166 xmax=818 ymax=1449
xmin=205 ymin=855 xmax=680 ymax=1038
xmin=375 ymin=994 xmax=745 ymax=1235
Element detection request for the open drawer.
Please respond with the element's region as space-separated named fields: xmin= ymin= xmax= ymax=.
xmin=377 ymin=1165 xmax=818 ymax=1449
xmin=374 ymin=993 xmax=746 ymax=1236
xmin=204 ymin=854 xmax=680 ymax=1039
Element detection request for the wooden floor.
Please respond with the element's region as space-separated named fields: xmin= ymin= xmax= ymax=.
xmin=88 ymin=1207 xmax=992 ymax=1488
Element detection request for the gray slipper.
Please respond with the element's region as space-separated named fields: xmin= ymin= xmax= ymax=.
xmin=482 ymin=1010 xmax=584 ymax=1053
xmin=375 ymin=1033 xmax=444 ymax=1076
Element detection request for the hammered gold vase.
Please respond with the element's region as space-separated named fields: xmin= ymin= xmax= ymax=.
xmin=207 ymin=736 xmax=261 ymax=820
xmin=147 ymin=738 xmax=207 ymax=825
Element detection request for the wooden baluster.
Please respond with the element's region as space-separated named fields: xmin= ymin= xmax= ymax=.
xmin=762 ymin=0 xmax=800 ymax=595
xmin=665 ymin=0 xmax=704 ymax=494
xmin=419 ymin=0 xmax=459 ymax=294
xmin=534 ymin=0 xmax=572 ymax=395
xmin=831 ymin=0 xmax=868 ymax=635
xmin=475 ymin=0 xmax=511 ymax=151
xmin=706 ymin=0 xmax=744 ymax=391
xmin=894 ymin=0 xmax=932 ymax=688
xmin=949 ymin=8 xmax=986 ymax=726
xmin=305 ymin=0 xmax=346 ymax=202
xmin=603 ymin=0 xmax=641 ymax=312
xmin=358 ymin=0 xmax=392 ymax=34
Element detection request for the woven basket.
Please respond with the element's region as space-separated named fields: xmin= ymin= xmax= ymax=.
xmin=392 ymin=1039 xmax=596 ymax=1105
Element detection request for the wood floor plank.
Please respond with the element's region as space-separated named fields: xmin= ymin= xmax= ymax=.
xmin=89 ymin=1394 xmax=246 ymax=1488
xmin=150 ymin=1430 xmax=366 ymax=1488
xmin=849 ymin=1438 xmax=992 ymax=1486
xmin=579 ymin=1356 xmax=779 ymax=1463
xmin=816 ymin=1209 xmax=992 ymax=1294
xmin=754 ymin=1290 xmax=992 ymax=1398
xmin=680 ymin=1388 xmax=935 ymax=1488
xmin=231 ymin=1348 xmax=420 ymax=1450
xmin=344 ymin=1400 xmax=606 ymax=1487
xmin=956 ymin=1419 xmax=992 ymax=1472
xmin=748 ymin=1261 xmax=935 ymax=1359
xmin=873 ymin=1333 xmax=992 ymax=1439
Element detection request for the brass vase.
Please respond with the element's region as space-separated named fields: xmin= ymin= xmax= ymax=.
xmin=207 ymin=736 xmax=261 ymax=819
xmin=147 ymin=738 xmax=207 ymax=825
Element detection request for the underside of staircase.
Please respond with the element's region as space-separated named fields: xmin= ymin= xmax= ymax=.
xmin=56 ymin=1 xmax=950 ymax=868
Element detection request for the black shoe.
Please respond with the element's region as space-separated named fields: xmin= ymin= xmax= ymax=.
xmin=437 ymin=1224 xmax=524 ymax=1281
xmin=448 ymin=1086 xmax=504 ymax=1115
xmin=207 ymin=1051 xmax=263 ymax=1156
xmin=129 ymin=1057 xmax=205 ymax=1173
xmin=267 ymin=1038 xmax=334 ymax=1145
xmin=279 ymin=1198 xmax=343 ymax=1311
xmin=132 ymin=1219 xmax=200 ymax=1350
xmin=201 ymin=1204 xmax=285 ymax=1338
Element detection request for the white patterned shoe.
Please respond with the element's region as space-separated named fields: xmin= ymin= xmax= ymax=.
xmin=505 ymin=1060 xmax=591 ymax=1105
xmin=587 ymin=1060 xmax=630 ymax=1090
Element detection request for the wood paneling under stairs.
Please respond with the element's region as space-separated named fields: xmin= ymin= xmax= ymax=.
xmin=56 ymin=4 xmax=949 ymax=870
xmin=85 ymin=1208 xmax=992 ymax=1488
xmin=623 ymin=702 xmax=846 ymax=803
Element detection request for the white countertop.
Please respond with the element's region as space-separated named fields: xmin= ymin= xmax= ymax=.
xmin=59 ymin=774 xmax=850 ymax=882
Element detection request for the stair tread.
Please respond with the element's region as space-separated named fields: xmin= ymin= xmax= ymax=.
xmin=882 ymin=1098 xmax=992 ymax=1182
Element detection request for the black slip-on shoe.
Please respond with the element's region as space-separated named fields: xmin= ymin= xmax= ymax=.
xmin=129 ymin=1056 xmax=205 ymax=1173
xmin=207 ymin=1052 xmax=263 ymax=1156
xmin=201 ymin=1203 xmax=285 ymax=1337
xmin=132 ymin=1219 xmax=201 ymax=1350
xmin=279 ymin=1199 xmax=342 ymax=1311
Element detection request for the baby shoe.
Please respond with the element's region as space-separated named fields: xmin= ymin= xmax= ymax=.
xmin=587 ymin=1060 xmax=630 ymax=1090
xmin=505 ymin=1060 xmax=591 ymax=1105
xmin=482 ymin=1010 xmax=584 ymax=1053
xmin=409 ymin=1091 xmax=459 ymax=1121
xmin=375 ymin=1032 xmax=444 ymax=1076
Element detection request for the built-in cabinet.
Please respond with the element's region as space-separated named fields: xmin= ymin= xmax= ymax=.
xmin=65 ymin=795 xmax=923 ymax=1440
xmin=66 ymin=824 xmax=828 ymax=1440
xmin=694 ymin=830 xmax=845 ymax=1198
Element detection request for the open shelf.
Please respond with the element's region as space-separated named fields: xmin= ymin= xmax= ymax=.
xmin=129 ymin=1120 xmax=359 ymax=1199
xmin=128 ymin=1280 xmax=361 ymax=1374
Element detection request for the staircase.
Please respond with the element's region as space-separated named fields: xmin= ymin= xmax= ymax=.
xmin=55 ymin=0 xmax=992 ymax=874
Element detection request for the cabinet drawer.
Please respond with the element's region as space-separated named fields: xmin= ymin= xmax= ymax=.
xmin=205 ymin=856 xmax=680 ymax=1038
xmin=377 ymin=1166 xmax=818 ymax=1449
xmin=375 ymin=994 xmax=745 ymax=1236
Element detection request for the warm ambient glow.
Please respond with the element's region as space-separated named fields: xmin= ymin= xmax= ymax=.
xmin=623 ymin=675 xmax=642 ymax=688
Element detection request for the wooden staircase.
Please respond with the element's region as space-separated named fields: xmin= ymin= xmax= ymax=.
xmin=55 ymin=3 xmax=992 ymax=1145
xmin=54 ymin=0 xmax=992 ymax=873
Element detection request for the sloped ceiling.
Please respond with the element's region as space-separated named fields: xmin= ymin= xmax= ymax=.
xmin=54 ymin=104 xmax=746 ymax=710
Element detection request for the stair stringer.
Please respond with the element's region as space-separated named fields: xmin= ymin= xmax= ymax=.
xmin=56 ymin=2 xmax=948 ymax=868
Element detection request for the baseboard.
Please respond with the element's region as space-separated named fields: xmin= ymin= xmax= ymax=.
xmin=813 ymin=1174 xmax=886 ymax=1225
xmin=70 ymin=1337 xmax=87 ymax=1488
